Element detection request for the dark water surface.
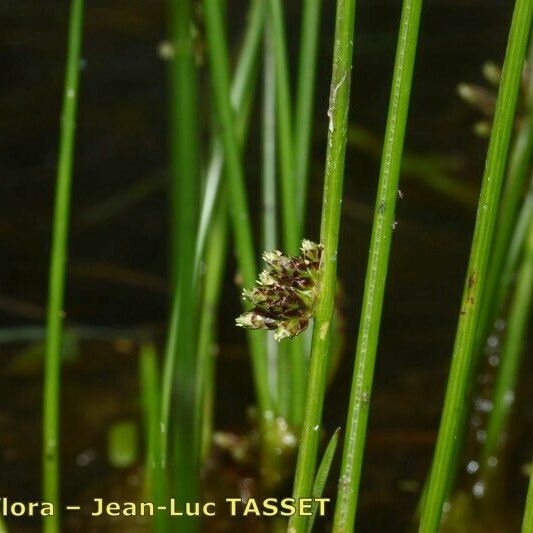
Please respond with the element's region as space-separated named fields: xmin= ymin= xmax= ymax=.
xmin=1 ymin=0 xmax=531 ymax=531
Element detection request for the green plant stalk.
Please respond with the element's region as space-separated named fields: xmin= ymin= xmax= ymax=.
xmin=139 ymin=342 xmax=168 ymax=532
xmin=288 ymin=0 xmax=357 ymax=528
xmin=262 ymin=21 xmax=283 ymax=411
xmin=307 ymin=428 xmax=340 ymax=533
xmin=267 ymin=0 xmax=312 ymax=429
xmin=140 ymin=343 xmax=160 ymax=496
xmin=499 ymin=177 xmax=533 ymax=306
xmin=168 ymin=0 xmax=200 ymax=282
xmin=195 ymin=0 xmax=265 ymax=266
xmin=480 ymin=216 xmax=533 ymax=476
xmin=161 ymin=0 xmax=201 ymax=525
xmin=419 ymin=1 xmax=533 ymax=530
xmin=194 ymin=198 xmax=228 ymax=463
xmin=203 ymin=0 xmax=272 ymax=417
xmin=42 ymin=1 xmax=83 ymax=531
xmin=473 ymin=36 xmax=533 ymax=366
xmin=295 ymin=0 xmax=322 ymax=228
xmin=267 ymin=0 xmax=298 ymax=253
xmin=522 ymin=450 xmax=533 ymax=532
xmin=333 ymin=1 xmax=423 ymax=530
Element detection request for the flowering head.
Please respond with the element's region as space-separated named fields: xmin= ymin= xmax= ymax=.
xmin=235 ymin=240 xmax=323 ymax=341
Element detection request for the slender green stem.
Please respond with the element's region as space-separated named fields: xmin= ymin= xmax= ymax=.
xmin=294 ymin=0 xmax=322 ymax=229
xmin=203 ymin=0 xmax=272 ymax=416
xmin=499 ymin=177 xmax=533 ymax=307
xmin=480 ymin=215 xmax=533 ymax=478
xmin=167 ymin=0 xmax=200 ymax=283
xmin=262 ymin=21 xmax=282 ymax=410
xmin=267 ymin=0 xmax=298 ymax=253
xmin=141 ymin=345 xmax=165 ymax=533
xmin=195 ymin=198 xmax=228 ymax=463
xmin=473 ymin=35 xmax=533 ymax=366
xmin=288 ymin=0 xmax=357 ymax=528
xmin=419 ymin=2 xmax=533 ymax=530
xmin=160 ymin=0 xmax=201 ymax=525
xmin=42 ymin=1 xmax=83 ymax=531
xmin=333 ymin=1 xmax=423 ymax=530
xmin=195 ymin=0 xmax=265 ymax=266
xmin=267 ymin=0 xmax=313 ymax=428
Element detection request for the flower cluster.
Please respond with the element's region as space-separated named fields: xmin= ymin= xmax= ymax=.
xmin=236 ymin=240 xmax=322 ymax=341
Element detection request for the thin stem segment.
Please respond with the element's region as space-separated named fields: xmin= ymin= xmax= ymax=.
xmin=333 ymin=1 xmax=423 ymax=529
xmin=419 ymin=1 xmax=533 ymax=530
xmin=481 ymin=215 xmax=533 ymax=478
xmin=42 ymin=1 xmax=84 ymax=531
xmin=288 ymin=0 xmax=357 ymax=529
xmin=294 ymin=0 xmax=322 ymax=229
xmin=203 ymin=0 xmax=272 ymax=416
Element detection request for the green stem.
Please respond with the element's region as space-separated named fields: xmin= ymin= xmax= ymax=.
xmin=161 ymin=0 xmax=201 ymax=525
xmin=419 ymin=1 xmax=533 ymax=530
xmin=480 ymin=216 xmax=533 ymax=478
xmin=473 ymin=35 xmax=533 ymax=366
xmin=267 ymin=0 xmax=298 ymax=253
xmin=262 ymin=21 xmax=282 ymax=410
xmin=203 ymin=0 xmax=272 ymax=416
xmin=499 ymin=177 xmax=533 ymax=306
xmin=139 ymin=343 xmax=161 ymax=503
xmin=333 ymin=1 xmax=423 ymax=530
xmin=288 ymin=0 xmax=357 ymax=528
xmin=294 ymin=0 xmax=322 ymax=229
xmin=42 ymin=1 xmax=84 ymax=531
xmin=195 ymin=198 xmax=228 ymax=463
xmin=195 ymin=0 xmax=264 ymax=266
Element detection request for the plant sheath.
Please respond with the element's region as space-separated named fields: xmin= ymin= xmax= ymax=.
xmin=419 ymin=1 xmax=533 ymax=530
xmin=288 ymin=0 xmax=357 ymax=529
xmin=42 ymin=1 xmax=84 ymax=531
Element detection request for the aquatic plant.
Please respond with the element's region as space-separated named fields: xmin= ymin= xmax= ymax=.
xmin=42 ymin=1 xmax=84 ymax=531
xmin=332 ymin=0 xmax=423 ymax=529
xmin=236 ymin=240 xmax=322 ymax=341
xmin=420 ymin=0 xmax=533 ymax=529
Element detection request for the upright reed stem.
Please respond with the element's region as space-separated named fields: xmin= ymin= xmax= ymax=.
xmin=262 ymin=21 xmax=282 ymax=410
xmin=288 ymin=0 xmax=357 ymax=529
xmin=480 ymin=215 xmax=533 ymax=478
xmin=473 ymin=36 xmax=533 ymax=366
xmin=267 ymin=0 xmax=298 ymax=253
xmin=42 ymin=1 xmax=83 ymax=531
xmin=203 ymin=0 xmax=272 ymax=416
xmin=333 ymin=1 xmax=423 ymax=529
xmin=294 ymin=0 xmax=322 ymax=229
xmin=419 ymin=1 xmax=533 ymax=530
xmin=159 ymin=0 xmax=201 ymax=525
